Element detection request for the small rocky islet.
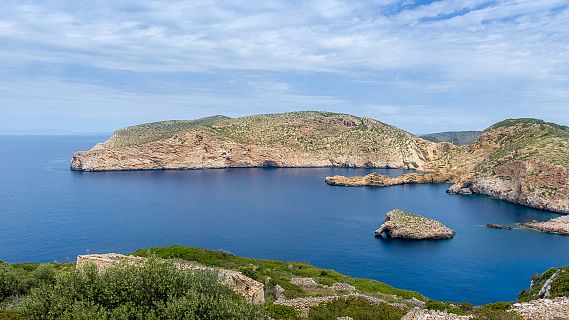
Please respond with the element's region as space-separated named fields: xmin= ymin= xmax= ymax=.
xmin=374 ymin=209 xmax=455 ymax=240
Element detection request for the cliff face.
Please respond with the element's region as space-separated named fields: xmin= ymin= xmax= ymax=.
xmin=438 ymin=119 xmax=569 ymax=214
xmin=326 ymin=118 xmax=569 ymax=214
xmin=71 ymin=112 xmax=449 ymax=171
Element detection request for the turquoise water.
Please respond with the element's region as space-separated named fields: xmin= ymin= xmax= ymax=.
xmin=1 ymin=135 xmax=568 ymax=304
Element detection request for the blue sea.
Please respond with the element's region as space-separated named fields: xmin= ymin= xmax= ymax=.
xmin=1 ymin=135 xmax=568 ymax=304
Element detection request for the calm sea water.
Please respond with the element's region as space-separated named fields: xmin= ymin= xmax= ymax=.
xmin=1 ymin=135 xmax=569 ymax=304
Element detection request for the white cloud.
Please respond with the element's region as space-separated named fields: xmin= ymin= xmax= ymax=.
xmin=0 ymin=0 xmax=567 ymax=132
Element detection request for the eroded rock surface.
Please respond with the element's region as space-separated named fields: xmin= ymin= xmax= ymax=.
xmin=520 ymin=215 xmax=569 ymax=235
xmin=325 ymin=172 xmax=452 ymax=187
xmin=512 ymin=297 xmax=569 ymax=320
xmin=375 ymin=209 xmax=455 ymax=240
xmin=402 ymin=308 xmax=471 ymax=320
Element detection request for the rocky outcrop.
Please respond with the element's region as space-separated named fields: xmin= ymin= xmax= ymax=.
xmin=325 ymin=172 xmax=453 ymax=187
xmin=520 ymin=215 xmax=569 ymax=236
xmin=512 ymin=297 xmax=569 ymax=320
xmin=450 ymin=160 xmax=569 ymax=214
xmin=77 ymin=253 xmax=265 ymax=304
xmin=374 ymin=209 xmax=455 ymax=240
xmin=71 ymin=112 xmax=448 ymax=171
xmin=329 ymin=119 xmax=569 ymax=214
xmin=485 ymin=224 xmax=512 ymax=230
xmin=402 ymin=308 xmax=472 ymax=320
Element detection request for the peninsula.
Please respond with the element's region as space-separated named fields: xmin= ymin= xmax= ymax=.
xmin=71 ymin=113 xmax=569 ymax=214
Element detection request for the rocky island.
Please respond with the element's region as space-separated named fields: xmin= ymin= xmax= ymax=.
xmin=374 ymin=209 xmax=455 ymax=240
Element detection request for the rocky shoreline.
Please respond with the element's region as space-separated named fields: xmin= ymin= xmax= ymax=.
xmin=325 ymin=172 xmax=453 ymax=187
xmin=71 ymin=114 xmax=569 ymax=215
xmin=375 ymin=209 xmax=455 ymax=240
xmin=519 ymin=215 xmax=569 ymax=236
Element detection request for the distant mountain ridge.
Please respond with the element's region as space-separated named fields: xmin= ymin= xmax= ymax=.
xmin=420 ymin=131 xmax=481 ymax=145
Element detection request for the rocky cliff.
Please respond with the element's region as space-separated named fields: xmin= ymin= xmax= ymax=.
xmin=71 ymin=111 xmax=450 ymax=171
xmin=328 ymin=118 xmax=569 ymax=214
xmin=437 ymin=119 xmax=569 ymax=214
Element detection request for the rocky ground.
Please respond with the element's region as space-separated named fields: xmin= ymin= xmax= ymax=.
xmin=402 ymin=308 xmax=471 ymax=319
xmin=520 ymin=215 xmax=569 ymax=236
xmin=513 ymin=297 xmax=569 ymax=320
xmin=374 ymin=209 xmax=455 ymax=240
xmin=325 ymin=172 xmax=452 ymax=187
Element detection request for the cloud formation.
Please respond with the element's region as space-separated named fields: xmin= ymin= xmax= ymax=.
xmin=0 ymin=0 xmax=567 ymax=133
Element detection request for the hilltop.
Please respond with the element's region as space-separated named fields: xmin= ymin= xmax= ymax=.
xmin=434 ymin=118 xmax=569 ymax=213
xmin=420 ymin=131 xmax=481 ymax=146
xmin=71 ymin=111 xmax=451 ymax=171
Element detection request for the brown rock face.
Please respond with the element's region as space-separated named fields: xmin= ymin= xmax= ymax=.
xmin=325 ymin=172 xmax=453 ymax=187
xmin=520 ymin=216 xmax=569 ymax=236
xmin=374 ymin=209 xmax=455 ymax=240
xmin=455 ymin=160 xmax=569 ymax=214
xmin=327 ymin=119 xmax=569 ymax=214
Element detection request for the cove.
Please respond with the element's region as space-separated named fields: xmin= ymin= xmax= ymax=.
xmin=1 ymin=135 xmax=569 ymax=305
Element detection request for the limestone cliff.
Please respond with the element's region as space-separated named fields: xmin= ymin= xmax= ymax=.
xmin=435 ymin=119 xmax=569 ymax=214
xmin=71 ymin=111 xmax=449 ymax=171
xmin=327 ymin=118 xmax=569 ymax=214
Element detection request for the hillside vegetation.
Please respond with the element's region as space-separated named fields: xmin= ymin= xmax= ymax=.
xmin=72 ymin=111 xmax=449 ymax=171
xmin=1 ymin=246 xmax=546 ymax=320
xmin=420 ymin=131 xmax=481 ymax=146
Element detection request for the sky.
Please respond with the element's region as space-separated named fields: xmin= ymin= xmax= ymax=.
xmin=0 ymin=0 xmax=568 ymax=134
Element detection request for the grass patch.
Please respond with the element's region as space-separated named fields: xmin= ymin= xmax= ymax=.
xmin=307 ymin=297 xmax=406 ymax=320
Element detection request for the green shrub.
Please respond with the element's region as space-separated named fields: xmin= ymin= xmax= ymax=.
xmin=19 ymin=260 xmax=265 ymax=320
xmin=424 ymin=300 xmax=468 ymax=315
xmin=0 ymin=265 xmax=20 ymax=302
xmin=472 ymin=302 xmax=522 ymax=320
xmin=549 ymin=271 xmax=569 ymax=298
xmin=308 ymin=297 xmax=406 ymax=320
xmin=265 ymin=304 xmax=300 ymax=319
xmin=0 ymin=310 xmax=28 ymax=320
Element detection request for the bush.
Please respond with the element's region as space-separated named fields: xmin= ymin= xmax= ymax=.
xmin=0 ymin=310 xmax=28 ymax=320
xmin=0 ymin=265 xmax=19 ymax=302
xmin=0 ymin=264 xmax=57 ymax=304
xmin=19 ymin=260 xmax=265 ymax=320
xmin=471 ymin=302 xmax=522 ymax=320
xmin=308 ymin=297 xmax=406 ymax=320
xmin=424 ymin=300 xmax=469 ymax=315
xmin=265 ymin=304 xmax=299 ymax=320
